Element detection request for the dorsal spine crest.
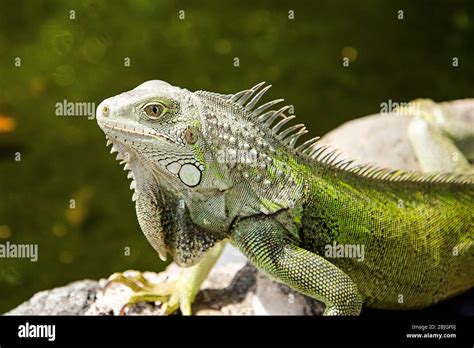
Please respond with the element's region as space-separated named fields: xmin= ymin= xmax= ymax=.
xmin=197 ymin=83 xmax=473 ymax=185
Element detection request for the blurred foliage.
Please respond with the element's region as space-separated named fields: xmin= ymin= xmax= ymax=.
xmin=1 ymin=0 xmax=474 ymax=313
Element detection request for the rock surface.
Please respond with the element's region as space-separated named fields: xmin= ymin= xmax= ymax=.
xmin=320 ymin=98 xmax=474 ymax=172
xmin=6 ymin=244 xmax=323 ymax=315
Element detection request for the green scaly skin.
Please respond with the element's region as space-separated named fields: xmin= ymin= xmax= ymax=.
xmin=97 ymin=81 xmax=473 ymax=315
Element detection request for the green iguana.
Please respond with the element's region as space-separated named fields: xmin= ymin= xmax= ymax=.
xmin=96 ymin=81 xmax=473 ymax=315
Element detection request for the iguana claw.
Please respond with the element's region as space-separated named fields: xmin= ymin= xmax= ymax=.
xmin=103 ymin=270 xmax=193 ymax=315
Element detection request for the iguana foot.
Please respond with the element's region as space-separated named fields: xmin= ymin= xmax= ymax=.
xmin=104 ymin=270 xmax=194 ymax=315
xmin=393 ymin=99 xmax=473 ymax=173
xmin=103 ymin=242 xmax=227 ymax=315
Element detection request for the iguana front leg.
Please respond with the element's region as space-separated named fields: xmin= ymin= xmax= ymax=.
xmin=232 ymin=216 xmax=363 ymax=315
xmin=105 ymin=240 xmax=226 ymax=315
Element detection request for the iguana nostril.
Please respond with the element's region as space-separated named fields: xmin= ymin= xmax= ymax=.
xmin=102 ymin=105 xmax=110 ymax=116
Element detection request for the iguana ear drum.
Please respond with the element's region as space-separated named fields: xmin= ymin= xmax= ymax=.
xmin=184 ymin=127 xmax=199 ymax=145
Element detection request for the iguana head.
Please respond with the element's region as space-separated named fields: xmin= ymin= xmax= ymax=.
xmin=96 ymin=80 xmax=304 ymax=265
xmin=97 ymin=80 xmax=206 ymax=190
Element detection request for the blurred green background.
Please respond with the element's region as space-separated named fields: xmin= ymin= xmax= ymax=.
xmin=1 ymin=0 xmax=473 ymax=313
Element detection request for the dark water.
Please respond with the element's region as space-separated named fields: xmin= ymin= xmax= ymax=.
xmin=1 ymin=0 xmax=473 ymax=313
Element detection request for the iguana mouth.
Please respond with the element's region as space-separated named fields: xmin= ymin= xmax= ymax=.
xmin=98 ymin=118 xmax=176 ymax=145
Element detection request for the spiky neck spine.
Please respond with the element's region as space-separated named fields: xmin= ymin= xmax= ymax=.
xmin=196 ymin=91 xmax=306 ymax=214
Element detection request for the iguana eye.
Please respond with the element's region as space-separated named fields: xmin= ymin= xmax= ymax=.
xmin=143 ymin=102 xmax=167 ymax=119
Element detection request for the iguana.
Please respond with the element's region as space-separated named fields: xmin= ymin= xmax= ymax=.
xmin=96 ymin=81 xmax=473 ymax=315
